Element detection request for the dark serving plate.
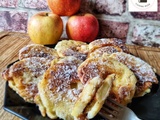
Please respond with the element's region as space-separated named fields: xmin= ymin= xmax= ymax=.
xmin=3 ymin=61 xmax=160 ymax=120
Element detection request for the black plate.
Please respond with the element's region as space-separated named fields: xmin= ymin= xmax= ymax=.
xmin=3 ymin=61 xmax=160 ymax=120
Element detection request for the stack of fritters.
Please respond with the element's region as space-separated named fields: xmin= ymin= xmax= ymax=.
xmin=2 ymin=38 xmax=158 ymax=120
xmin=87 ymin=38 xmax=158 ymax=98
xmin=77 ymin=56 xmax=137 ymax=106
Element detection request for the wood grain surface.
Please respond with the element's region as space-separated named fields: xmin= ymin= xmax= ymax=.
xmin=0 ymin=31 xmax=159 ymax=120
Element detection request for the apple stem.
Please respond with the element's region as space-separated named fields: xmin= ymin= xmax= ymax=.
xmin=46 ymin=13 xmax=48 ymax=16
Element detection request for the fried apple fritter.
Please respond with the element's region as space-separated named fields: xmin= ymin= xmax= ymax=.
xmin=35 ymin=57 xmax=84 ymax=120
xmin=88 ymin=46 xmax=123 ymax=58
xmin=19 ymin=44 xmax=59 ymax=60
xmin=88 ymin=38 xmax=128 ymax=53
xmin=55 ymin=40 xmax=89 ymax=60
xmin=109 ymin=52 xmax=158 ymax=97
xmin=78 ymin=56 xmax=137 ymax=105
xmin=2 ymin=57 xmax=51 ymax=103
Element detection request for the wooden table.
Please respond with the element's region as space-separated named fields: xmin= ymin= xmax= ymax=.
xmin=0 ymin=31 xmax=160 ymax=120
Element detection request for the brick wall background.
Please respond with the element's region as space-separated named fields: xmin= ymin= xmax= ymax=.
xmin=0 ymin=0 xmax=160 ymax=47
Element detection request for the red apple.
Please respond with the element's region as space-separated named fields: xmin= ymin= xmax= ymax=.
xmin=47 ymin=0 xmax=81 ymax=16
xmin=66 ymin=13 xmax=99 ymax=42
xmin=27 ymin=12 xmax=63 ymax=45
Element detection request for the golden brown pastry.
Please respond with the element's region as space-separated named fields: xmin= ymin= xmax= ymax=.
xmin=78 ymin=55 xmax=137 ymax=105
xmin=2 ymin=57 xmax=51 ymax=103
xmin=19 ymin=44 xmax=59 ymax=60
xmin=109 ymin=52 xmax=158 ymax=97
xmin=55 ymin=40 xmax=89 ymax=60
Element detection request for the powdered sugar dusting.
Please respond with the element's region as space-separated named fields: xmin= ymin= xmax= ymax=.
xmin=79 ymin=58 xmax=106 ymax=84
xmin=89 ymin=38 xmax=128 ymax=52
xmin=47 ymin=62 xmax=82 ymax=102
xmin=48 ymin=63 xmax=79 ymax=91
xmin=89 ymin=46 xmax=122 ymax=58
xmin=8 ymin=57 xmax=51 ymax=102
xmin=64 ymin=48 xmax=87 ymax=61
xmin=90 ymin=38 xmax=123 ymax=48
xmin=24 ymin=84 xmax=38 ymax=102
xmin=19 ymin=44 xmax=58 ymax=60
xmin=24 ymin=57 xmax=51 ymax=78
xmin=85 ymin=64 xmax=99 ymax=83
xmin=110 ymin=52 xmax=158 ymax=83
xmin=55 ymin=40 xmax=88 ymax=61
xmin=11 ymin=57 xmax=51 ymax=80
xmin=22 ymin=57 xmax=51 ymax=100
